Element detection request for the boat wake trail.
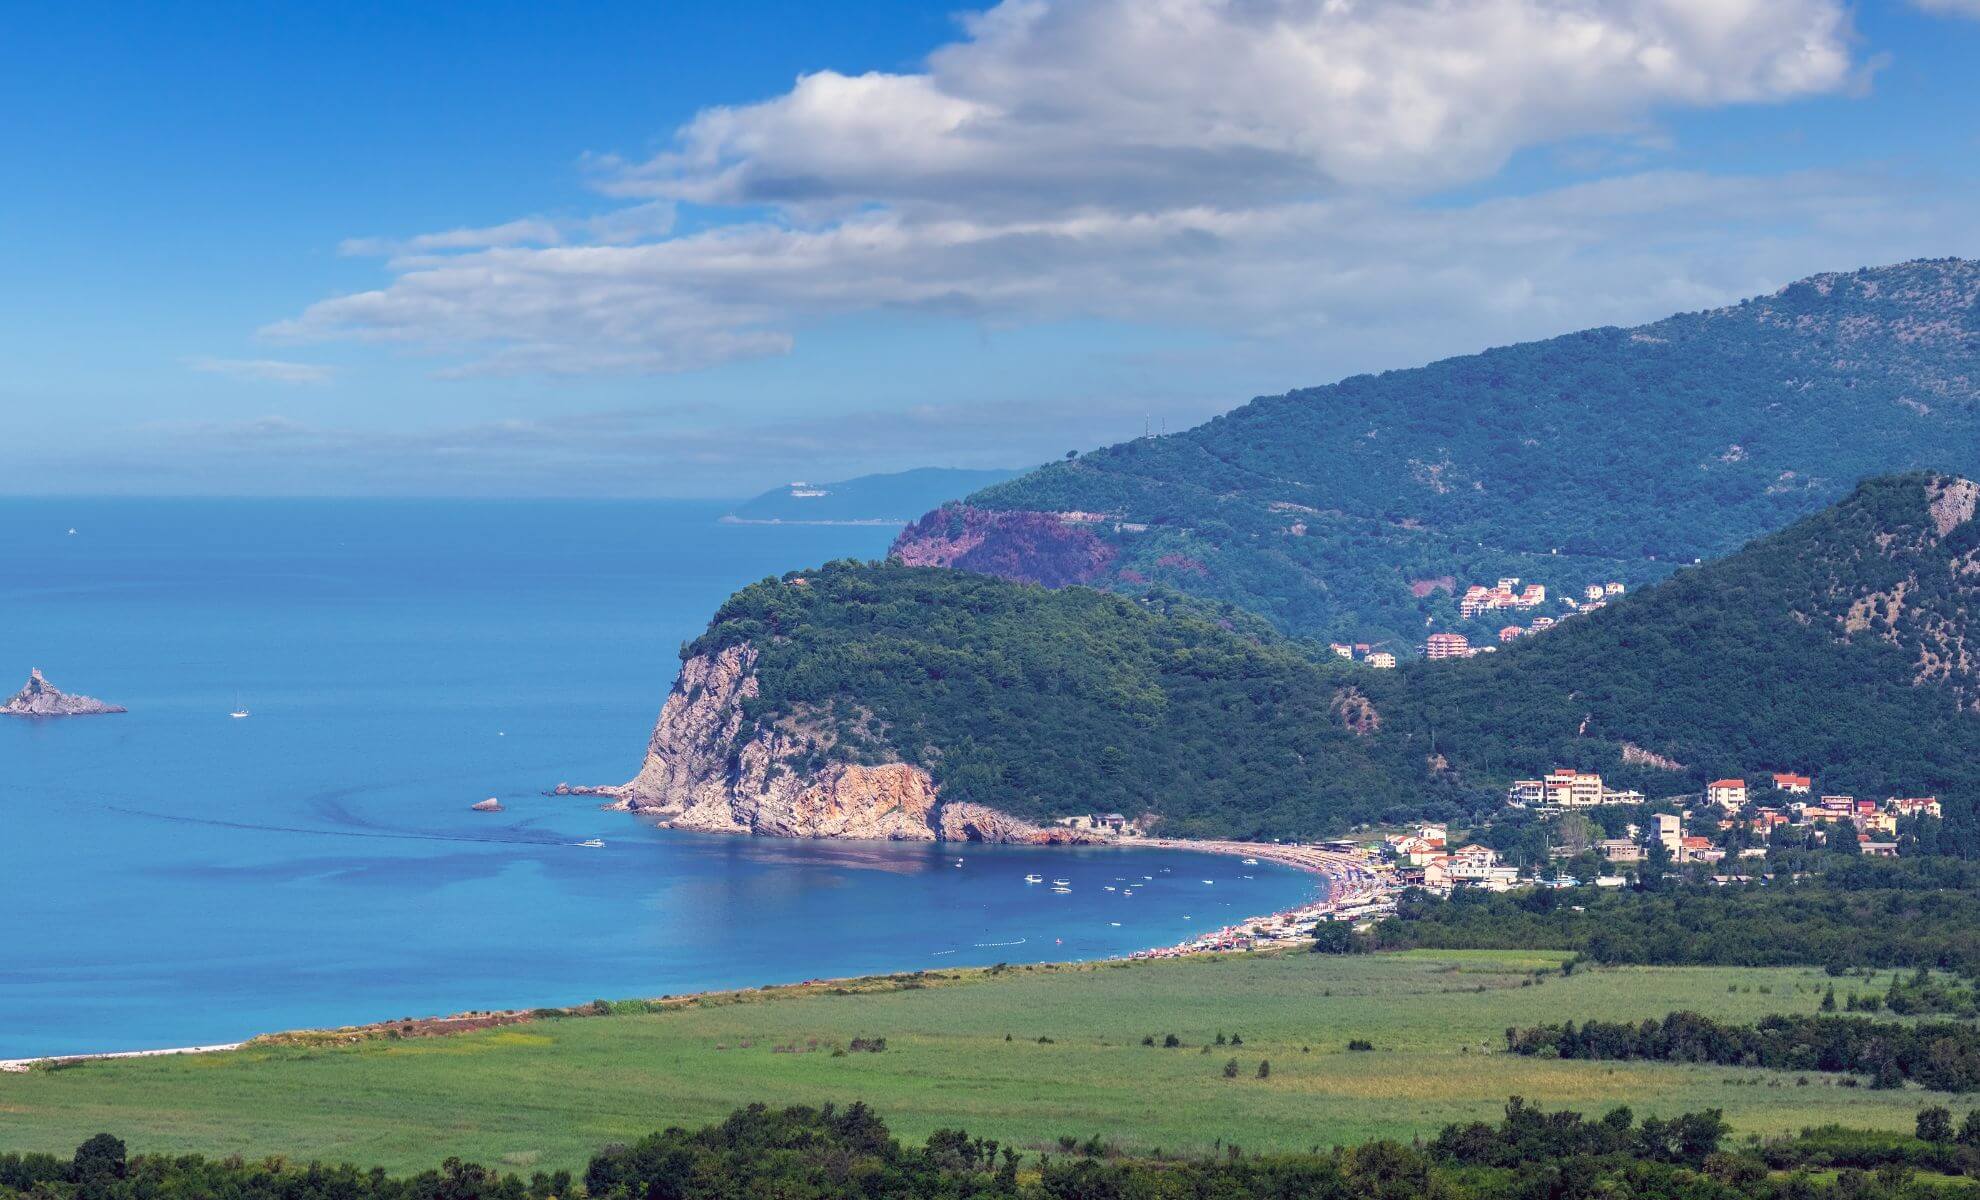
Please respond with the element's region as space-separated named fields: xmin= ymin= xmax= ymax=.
xmin=102 ymin=805 xmax=581 ymax=848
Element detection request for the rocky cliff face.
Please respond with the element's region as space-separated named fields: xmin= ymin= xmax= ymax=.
xmin=594 ymin=642 xmax=1095 ymax=844
xmin=2 ymin=669 xmax=125 ymax=717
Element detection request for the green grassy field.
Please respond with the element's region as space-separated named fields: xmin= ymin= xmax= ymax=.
xmin=0 ymin=950 xmax=1951 ymax=1173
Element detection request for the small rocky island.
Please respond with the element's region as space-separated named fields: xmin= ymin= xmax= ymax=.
xmin=2 ymin=669 xmax=126 ymax=717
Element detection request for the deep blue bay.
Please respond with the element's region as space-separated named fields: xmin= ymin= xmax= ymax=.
xmin=0 ymin=500 xmax=1316 ymax=1058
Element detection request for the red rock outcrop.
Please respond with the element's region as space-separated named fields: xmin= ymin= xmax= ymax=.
xmin=891 ymin=505 xmax=1114 ymax=588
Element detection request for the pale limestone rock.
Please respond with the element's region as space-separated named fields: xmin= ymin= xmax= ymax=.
xmin=2 ymin=669 xmax=125 ymax=717
xmin=595 ymin=642 xmax=1096 ymax=844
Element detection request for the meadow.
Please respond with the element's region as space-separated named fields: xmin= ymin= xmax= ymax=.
xmin=0 ymin=950 xmax=1955 ymax=1173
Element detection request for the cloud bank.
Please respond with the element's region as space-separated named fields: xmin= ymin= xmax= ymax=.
xmin=276 ymin=0 xmax=1870 ymax=378
xmin=187 ymin=356 xmax=335 ymax=385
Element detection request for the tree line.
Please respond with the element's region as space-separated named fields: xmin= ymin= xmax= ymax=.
xmin=1508 ymin=1011 xmax=1980 ymax=1093
xmin=17 ymin=1097 xmax=1980 ymax=1200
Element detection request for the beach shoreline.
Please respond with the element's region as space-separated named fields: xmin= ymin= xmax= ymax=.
xmin=0 ymin=837 xmax=1385 ymax=1071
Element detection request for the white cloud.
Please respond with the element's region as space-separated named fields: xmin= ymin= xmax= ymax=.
xmin=634 ymin=0 xmax=1856 ymax=213
xmin=279 ymin=0 xmax=1867 ymax=377
xmin=186 ymin=356 xmax=335 ymax=385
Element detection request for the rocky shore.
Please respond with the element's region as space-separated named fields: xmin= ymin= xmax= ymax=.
xmin=2 ymin=669 xmax=125 ymax=717
xmin=559 ymin=642 xmax=1100 ymax=845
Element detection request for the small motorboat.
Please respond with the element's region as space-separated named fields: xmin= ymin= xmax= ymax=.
xmin=230 ymin=709 xmax=251 ymax=719
xmin=1050 ymin=886 xmax=1072 ymax=894
xmin=1241 ymin=857 xmax=1259 ymax=865
xmin=1024 ymin=874 xmax=1044 ymax=883
xmin=577 ymin=838 xmax=605 ymax=848
xmin=1051 ymin=879 xmax=1070 ymax=886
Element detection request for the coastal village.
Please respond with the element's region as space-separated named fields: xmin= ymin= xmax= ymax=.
xmin=1106 ymin=763 xmax=1944 ymax=962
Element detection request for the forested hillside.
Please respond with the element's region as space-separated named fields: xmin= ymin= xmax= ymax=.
xmin=685 ymin=473 xmax=1980 ymax=843
xmin=1358 ymin=472 xmax=1980 ymax=854
xmin=689 ymin=561 xmax=1453 ymax=838
xmin=897 ymin=259 xmax=1980 ymax=645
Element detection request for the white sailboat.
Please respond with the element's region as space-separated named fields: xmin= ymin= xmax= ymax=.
xmin=229 ymin=692 xmax=250 ymax=719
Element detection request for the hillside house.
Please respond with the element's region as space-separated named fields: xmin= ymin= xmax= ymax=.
xmin=1655 ymin=813 xmax=1684 ymax=856
xmin=1508 ymin=778 xmax=1547 ymax=808
xmin=1770 ymin=772 xmax=1812 ymax=795
xmin=1458 ymin=578 xmax=1547 ymax=617
xmin=1425 ymin=632 xmax=1472 ymax=660
xmin=1543 ymin=768 xmax=1607 ymax=808
xmin=1366 ymin=651 xmax=1396 ymax=669
xmin=1499 ymin=625 xmax=1525 ymax=642
xmin=1599 ymin=838 xmax=1644 ymax=863
xmin=1890 ymin=796 xmax=1942 ymax=819
xmin=1706 ymin=779 xmax=1748 ymax=810
xmin=1750 ymin=810 xmax=1790 ymax=835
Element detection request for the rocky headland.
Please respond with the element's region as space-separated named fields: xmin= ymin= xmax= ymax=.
xmin=2 ymin=669 xmax=125 ymax=717
xmin=561 ymin=643 xmax=1099 ymax=845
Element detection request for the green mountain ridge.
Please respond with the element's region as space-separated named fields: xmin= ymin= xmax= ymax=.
xmin=689 ymin=472 xmax=1980 ymax=845
xmin=896 ymin=258 xmax=1980 ymax=646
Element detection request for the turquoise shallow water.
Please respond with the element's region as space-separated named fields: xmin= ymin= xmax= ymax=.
xmin=0 ymin=500 xmax=1316 ymax=1058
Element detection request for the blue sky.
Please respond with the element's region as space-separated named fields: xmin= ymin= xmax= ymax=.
xmin=4 ymin=0 xmax=1977 ymax=497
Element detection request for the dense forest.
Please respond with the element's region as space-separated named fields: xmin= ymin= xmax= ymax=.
xmin=689 ymin=473 xmax=1980 ymax=842
xmin=1370 ymin=860 xmax=1980 ymax=977
xmin=1509 ymin=1012 xmax=1980 ymax=1092
xmin=14 ymin=1098 xmax=1980 ymax=1200
xmin=908 ymin=259 xmax=1980 ymax=645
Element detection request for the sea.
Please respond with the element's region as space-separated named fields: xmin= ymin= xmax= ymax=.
xmin=0 ymin=500 xmax=1318 ymax=1058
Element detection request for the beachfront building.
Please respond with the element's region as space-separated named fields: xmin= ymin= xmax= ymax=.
xmin=1054 ymin=812 xmax=1141 ymax=837
xmin=1445 ymin=845 xmax=1520 ymax=890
